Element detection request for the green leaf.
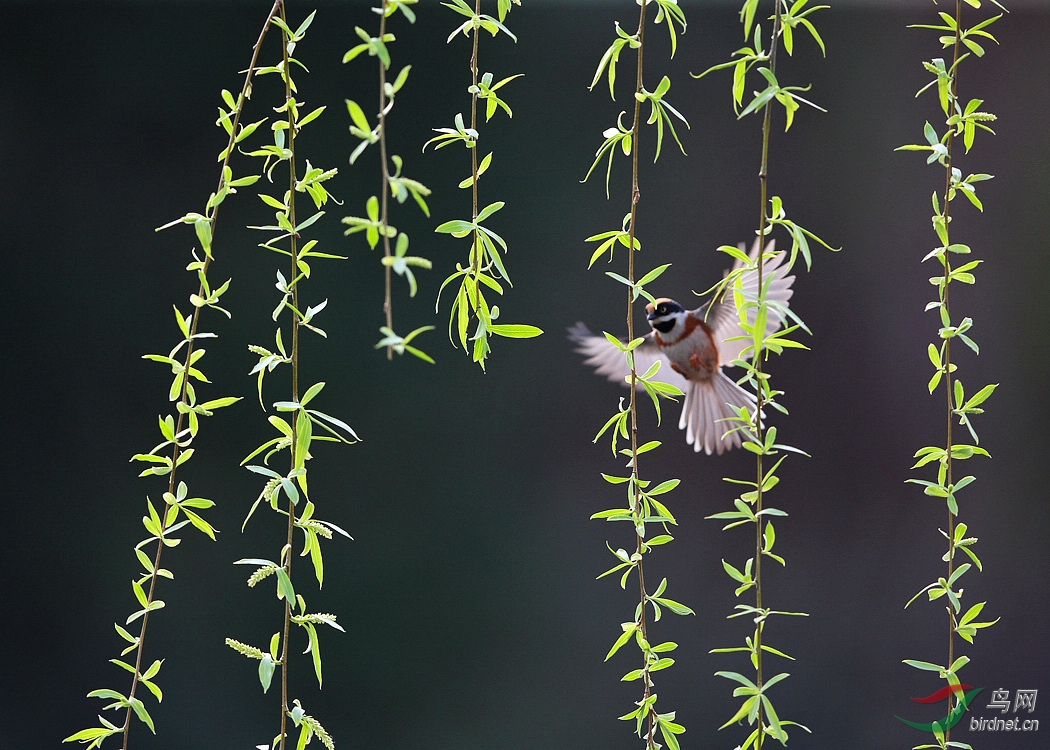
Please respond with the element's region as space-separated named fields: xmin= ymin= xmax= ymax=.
xmin=87 ymin=688 xmax=127 ymax=702
xmin=258 ymin=653 xmax=275 ymax=693
xmin=605 ymin=623 xmax=637 ymax=661
xmin=141 ymin=659 xmax=163 ymax=681
xmin=300 ymin=381 xmax=325 ymax=408
xmin=647 ymin=479 xmax=680 ymax=496
xmin=346 ymin=99 xmax=371 ymax=133
xmin=276 ymin=568 xmax=296 ymax=602
xmin=489 ymin=324 xmax=543 ymax=338
xmin=129 ymin=697 xmax=156 ymax=733
xmin=903 ymin=659 xmax=944 ymax=672
xmin=305 ymin=622 xmax=323 ymax=688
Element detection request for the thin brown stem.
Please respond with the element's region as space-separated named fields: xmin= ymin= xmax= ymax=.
xmin=626 ymin=2 xmax=652 ymax=745
xmin=941 ymin=0 xmax=964 ymax=741
xmin=469 ymin=0 xmax=482 ymax=279
xmin=119 ymin=4 xmax=282 ymax=748
xmin=277 ymin=5 xmax=301 ymax=749
xmin=752 ymin=3 xmax=784 ymax=747
xmin=378 ymin=2 xmax=393 ymax=359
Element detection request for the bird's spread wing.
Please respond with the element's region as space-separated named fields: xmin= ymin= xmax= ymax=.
xmin=567 ymin=322 xmax=688 ymax=393
xmin=697 ymin=239 xmax=795 ymax=367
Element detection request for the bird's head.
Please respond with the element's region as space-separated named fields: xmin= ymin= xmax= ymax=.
xmin=645 ymin=298 xmax=686 ymax=335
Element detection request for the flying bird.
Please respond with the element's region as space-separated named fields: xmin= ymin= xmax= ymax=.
xmin=569 ymin=240 xmax=794 ymax=455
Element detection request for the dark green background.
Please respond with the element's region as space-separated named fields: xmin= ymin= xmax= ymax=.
xmin=3 ymin=1 xmax=1049 ymax=748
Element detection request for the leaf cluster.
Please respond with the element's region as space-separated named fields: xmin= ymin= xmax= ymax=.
xmin=428 ymin=2 xmax=539 ymax=369
xmin=442 ymin=0 xmax=519 ymax=43
xmin=694 ymin=0 xmax=827 ymax=128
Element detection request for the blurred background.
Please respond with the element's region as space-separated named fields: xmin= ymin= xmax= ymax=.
xmin=3 ymin=1 xmax=1048 ymax=748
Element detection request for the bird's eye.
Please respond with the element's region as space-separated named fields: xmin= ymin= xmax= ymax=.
xmin=657 ymin=305 xmax=666 ymax=314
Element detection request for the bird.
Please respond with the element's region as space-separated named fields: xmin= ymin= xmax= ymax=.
xmin=568 ymin=239 xmax=794 ymax=455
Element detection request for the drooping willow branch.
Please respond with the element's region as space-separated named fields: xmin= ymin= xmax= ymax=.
xmin=897 ymin=0 xmax=1003 ymax=744
xmin=343 ymin=0 xmax=436 ymax=363
xmin=694 ymin=0 xmax=835 ymax=746
xmin=584 ymin=2 xmax=692 ymax=749
xmin=62 ymin=5 xmax=280 ymax=748
xmin=230 ymin=7 xmax=353 ymax=750
xmin=428 ymin=0 xmax=541 ymax=369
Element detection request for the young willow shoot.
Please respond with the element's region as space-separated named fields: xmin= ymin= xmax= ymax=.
xmin=62 ymin=4 xmax=280 ymax=747
xmin=896 ymin=0 xmax=1003 ymax=746
xmin=694 ymin=0 xmax=835 ymax=747
xmin=583 ymin=3 xmax=693 ymax=749
xmin=227 ymin=8 xmax=354 ymax=750
xmin=428 ymin=0 xmax=541 ymax=369
xmin=342 ymin=0 xmax=436 ymax=363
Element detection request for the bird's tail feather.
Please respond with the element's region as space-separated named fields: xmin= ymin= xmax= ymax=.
xmin=679 ymin=372 xmax=756 ymax=455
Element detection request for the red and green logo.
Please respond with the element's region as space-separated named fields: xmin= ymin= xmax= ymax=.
xmin=897 ymin=684 xmax=985 ymax=733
